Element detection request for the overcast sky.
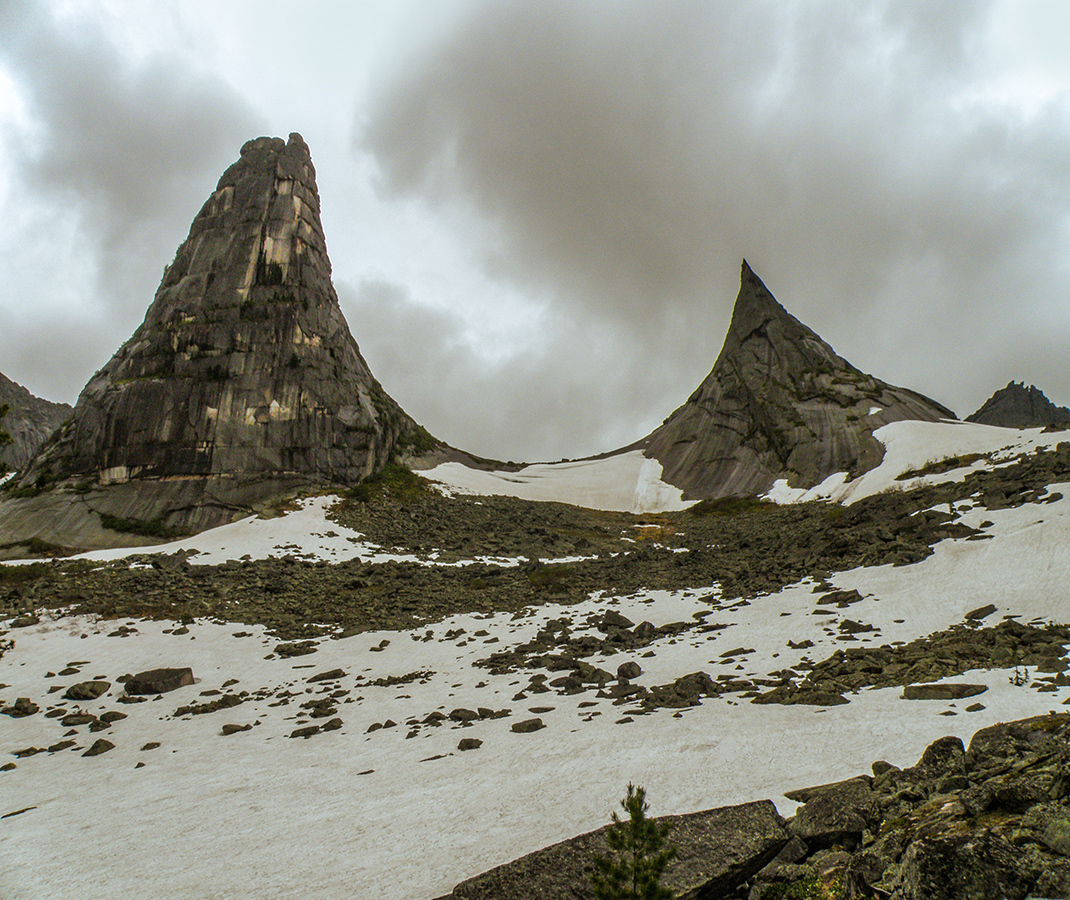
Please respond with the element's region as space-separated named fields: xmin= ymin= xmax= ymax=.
xmin=2 ymin=1 xmax=1069 ymax=461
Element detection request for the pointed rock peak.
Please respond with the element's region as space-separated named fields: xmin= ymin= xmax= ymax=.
xmin=0 ymin=372 xmax=70 ymax=473
xmin=725 ymin=260 xmax=829 ymax=364
xmin=5 ymin=134 xmax=438 ymax=546
xmin=643 ymin=263 xmax=954 ymax=500
xmin=966 ymin=381 xmax=1070 ymax=429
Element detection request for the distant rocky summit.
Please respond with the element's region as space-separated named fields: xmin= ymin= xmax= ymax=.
xmin=639 ymin=261 xmax=955 ymax=500
xmin=0 ymin=133 xmax=437 ymax=550
xmin=967 ymin=381 xmax=1070 ymax=429
xmin=0 ymin=372 xmax=70 ymax=472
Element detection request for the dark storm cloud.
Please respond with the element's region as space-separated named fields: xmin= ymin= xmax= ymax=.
xmin=0 ymin=1 xmax=261 ymax=401
xmin=361 ymin=0 xmax=1070 ymax=446
xmin=341 ymin=278 xmax=678 ymax=461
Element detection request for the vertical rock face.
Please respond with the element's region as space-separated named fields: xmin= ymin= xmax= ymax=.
xmin=966 ymin=382 xmax=1070 ymax=429
xmin=13 ymin=133 xmax=434 ymax=532
xmin=642 ymin=261 xmax=955 ymax=500
xmin=0 ymin=372 xmax=70 ymax=472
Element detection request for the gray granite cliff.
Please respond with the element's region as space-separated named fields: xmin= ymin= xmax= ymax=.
xmin=2 ymin=134 xmax=436 ymax=547
xmin=0 ymin=373 xmax=70 ymax=472
xmin=641 ymin=261 xmax=955 ymax=499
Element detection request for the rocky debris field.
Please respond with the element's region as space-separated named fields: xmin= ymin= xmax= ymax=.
xmin=4 ymin=442 xmax=1068 ymax=645
xmin=2 ymin=442 xmax=1070 ymax=898
xmin=439 ymin=713 xmax=1070 ymax=900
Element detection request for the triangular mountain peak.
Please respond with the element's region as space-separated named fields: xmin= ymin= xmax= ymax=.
xmin=966 ymin=381 xmax=1070 ymax=429
xmin=5 ymin=134 xmax=437 ymax=547
xmin=642 ymin=261 xmax=954 ymax=500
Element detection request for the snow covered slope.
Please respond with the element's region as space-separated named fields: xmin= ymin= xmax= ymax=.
xmin=766 ymin=419 xmax=1067 ymax=504
xmin=2 ymin=421 xmax=1069 ymax=900
xmin=424 ymin=450 xmax=692 ymax=513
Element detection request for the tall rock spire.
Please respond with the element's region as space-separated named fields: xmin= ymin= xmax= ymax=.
xmin=642 ymin=261 xmax=955 ymax=499
xmin=9 ymin=134 xmax=435 ymax=541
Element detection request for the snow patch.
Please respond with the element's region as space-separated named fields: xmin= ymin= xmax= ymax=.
xmin=424 ymin=450 xmax=692 ymax=513
xmin=765 ymin=419 xmax=1070 ymax=505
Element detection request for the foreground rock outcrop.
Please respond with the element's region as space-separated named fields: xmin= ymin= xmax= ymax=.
xmin=0 ymin=133 xmax=436 ymax=550
xmin=438 ymin=800 xmax=790 ymax=900
xmin=0 ymin=372 xmax=70 ymax=473
xmin=438 ymin=714 xmax=1070 ymax=899
xmin=967 ymin=381 xmax=1070 ymax=429
xmin=640 ymin=262 xmax=955 ymax=500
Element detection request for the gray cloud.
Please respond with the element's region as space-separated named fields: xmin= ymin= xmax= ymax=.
xmin=361 ymin=0 xmax=1070 ymax=445
xmin=0 ymin=0 xmax=262 ymax=401
xmin=341 ymin=278 xmax=681 ymax=461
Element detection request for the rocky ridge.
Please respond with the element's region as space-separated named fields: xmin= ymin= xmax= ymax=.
xmin=0 ymin=371 xmax=70 ymax=473
xmin=967 ymin=381 xmax=1070 ymax=429
xmin=0 ymin=134 xmax=436 ymax=550
xmin=640 ymin=261 xmax=955 ymax=500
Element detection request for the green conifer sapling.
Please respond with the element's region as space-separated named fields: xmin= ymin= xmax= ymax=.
xmin=591 ymin=783 xmax=676 ymax=900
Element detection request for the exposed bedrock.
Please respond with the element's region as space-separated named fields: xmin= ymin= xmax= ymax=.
xmin=2 ymin=133 xmax=437 ymax=547
xmin=641 ymin=261 xmax=955 ymax=500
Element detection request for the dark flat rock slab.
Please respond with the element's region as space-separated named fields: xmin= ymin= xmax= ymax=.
xmin=125 ymin=668 xmax=194 ymax=695
xmin=902 ymin=683 xmax=987 ymax=701
xmin=447 ymin=800 xmax=789 ymax=900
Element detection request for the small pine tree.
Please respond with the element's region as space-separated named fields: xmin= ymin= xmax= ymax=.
xmin=591 ymin=783 xmax=677 ymax=900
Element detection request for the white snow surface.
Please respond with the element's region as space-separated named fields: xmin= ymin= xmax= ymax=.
xmin=766 ymin=419 xmax=1069 ymax=504
xmin=2 ymin=496 xmax=524 ymax=570
xmin=424 ymin=450 xmax=693 ymax=513
xmin=3 ymin=424 xmax=1070 ymax=899
xmin=68 ymin=496 xmax=424 ymax=566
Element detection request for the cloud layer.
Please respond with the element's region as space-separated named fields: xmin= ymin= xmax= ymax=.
xmin=0 ymin=1 xmax=261 ymax=402
xmin=2 ymin=1 xmax=1070 ymax=461
xmin=358 ymin=0 xmax=1070 ymax=456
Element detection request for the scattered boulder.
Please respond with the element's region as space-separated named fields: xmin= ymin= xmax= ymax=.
xmin=307 ymin=668 xmax=346 ymax=683
xmin=965 ymin=603 xmax=997 ymax=621
xmin=1 ymin=697 xmax=39 ymax=717
xmin=64 ymin=681 xmax=111 ymax=701
xmin=902 ymin=683 xmax=987 ymax=701
xmin=510 ymin=718 xmax=545 ymax=733
xmin=273 ymin=641 xmax=317 ymax=658
xmin=81 ymin=739 xmax=114 ymax=757
xmin=458 ymin=738 xmax=482 ymax=751
xmin=125 ymin=668 xmax=194 ymax=695
xmin=616 ymin=662 xmax=642 ymax=681
xmin=221 ymin=723 xmax=252 ymax=735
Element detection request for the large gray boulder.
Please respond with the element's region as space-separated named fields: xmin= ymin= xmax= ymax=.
xmin=639 ymin=261 xmax=955 ymax=500
xmin=1 ymin=133 xmax=437 ymax=551
xmin=444 ymin=799 xmax=789 ymax=900
xmin=125 ymin=667 xmax=195 ymax=695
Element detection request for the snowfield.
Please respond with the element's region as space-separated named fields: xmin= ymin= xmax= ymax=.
xmin=766 ymin=418 xmax=1068 ymax=504
xmin=423 ymin=450 xmax=693 ymax=513
xmin=2 ymin=421 xmax=1070 ymax=900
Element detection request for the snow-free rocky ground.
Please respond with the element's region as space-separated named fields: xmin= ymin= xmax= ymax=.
xmin=3 ymin=421 xmax=1070 ymax=900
